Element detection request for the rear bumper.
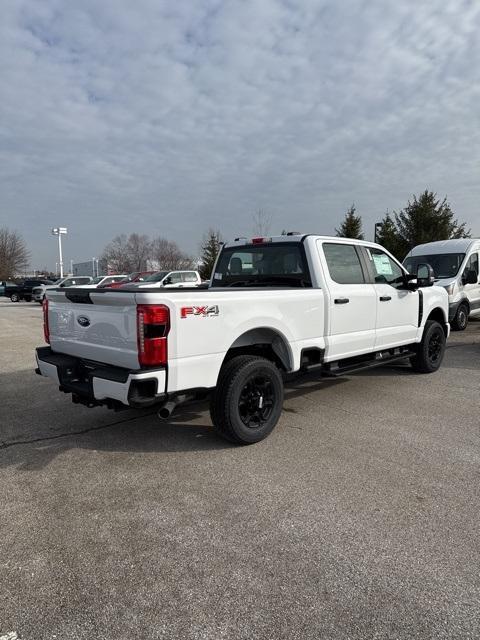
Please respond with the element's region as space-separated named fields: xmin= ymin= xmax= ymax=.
xmin=35 ymin=346 xmax=166 ymax=408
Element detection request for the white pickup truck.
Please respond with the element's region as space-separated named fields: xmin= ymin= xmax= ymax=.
xmin=36 ymin=235 xmax=449 ymax=444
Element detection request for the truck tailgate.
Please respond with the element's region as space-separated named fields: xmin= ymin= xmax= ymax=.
xmin=47 ymin=289 xmax=139 ymax=369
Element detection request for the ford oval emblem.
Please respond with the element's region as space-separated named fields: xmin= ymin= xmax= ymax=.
xmin=77 ymin=315 xmax=90 ymax=328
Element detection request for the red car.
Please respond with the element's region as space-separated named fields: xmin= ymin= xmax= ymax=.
xmin=102 ymin=271 xmax=156 ymax=288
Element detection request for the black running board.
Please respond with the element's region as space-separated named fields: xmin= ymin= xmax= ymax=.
xmin=321 ymin=349 xmax=417 ymax=377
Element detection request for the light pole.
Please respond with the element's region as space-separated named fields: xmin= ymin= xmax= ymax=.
xmin=51 ymin=227 xmax=67 ymax=278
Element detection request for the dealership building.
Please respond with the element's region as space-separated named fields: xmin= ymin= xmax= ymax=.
xmin=72 ymin=259 xmax=108 ymax=277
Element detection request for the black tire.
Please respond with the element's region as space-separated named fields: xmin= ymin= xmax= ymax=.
xmin=24 ymin=295 xmax=31 ymax=302
xmin=451 ymin=302 xmax=469 ymax=331
xmin=410 ymin=320 xmax=446 ymax=373
xmin=10 ymin=292 xmax=19 ymax=302
xmin=210 ymin=355 xmax=284 ymax=445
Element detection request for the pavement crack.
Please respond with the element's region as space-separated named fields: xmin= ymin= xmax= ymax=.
xmin=0 ymin=411 xmax=157 ymax=451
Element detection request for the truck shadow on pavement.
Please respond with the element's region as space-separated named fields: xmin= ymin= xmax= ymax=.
xmin=0 ymin=369 xmax=348 ymax=471
xmin=3 ymin=339 xmax=475 ymax=472
xmin=11 ymin=335 xmax=480 ymax=472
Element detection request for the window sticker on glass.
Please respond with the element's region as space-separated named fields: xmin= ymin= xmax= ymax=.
xmin=214 ymin=273 xmax=223 ymax=280
xmin=373 ymin=253 xmax=393 ymax=275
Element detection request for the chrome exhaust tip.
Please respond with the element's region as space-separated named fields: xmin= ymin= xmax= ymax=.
xmin=158 ymin=401 xmax=177 ymax=420
xmin=157 ymin=394 xmax=190 ymax=420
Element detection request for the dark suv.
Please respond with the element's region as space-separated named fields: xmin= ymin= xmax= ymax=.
xmin=10 ymin=279 xmax=54 ymax=302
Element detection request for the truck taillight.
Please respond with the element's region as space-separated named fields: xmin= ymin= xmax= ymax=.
xmin=137 ymin=304 xmax=170 ymax=367
xmin=43 ymin=298 xmax=50 ymax=344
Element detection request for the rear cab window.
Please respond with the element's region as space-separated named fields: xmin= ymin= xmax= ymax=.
xmin=212 ymin=242 xmax=311 ymax=287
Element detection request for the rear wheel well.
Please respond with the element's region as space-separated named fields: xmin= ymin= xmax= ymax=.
xmin=426 ymin=308 xmax=448 ymax=335
xmin=222 ymin=328 xmax=292 ymax=372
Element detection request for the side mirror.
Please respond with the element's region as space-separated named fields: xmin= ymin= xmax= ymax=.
xmin=163 ymin=277 xmax=172 ymax=285
xmin=416 ymin=263 xmax=435 ymax=287
xmin=463 ymin=269 xmax=478 ymax=285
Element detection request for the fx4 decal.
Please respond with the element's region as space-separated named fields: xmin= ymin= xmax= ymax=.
xmin=181 ymin=305 xmax=220 ymax=319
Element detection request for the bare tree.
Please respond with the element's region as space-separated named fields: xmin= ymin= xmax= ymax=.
xmin=252 ymin=208 xmax=272 ymax=236
xmin=0 ymin=228 xmax=30 ymax=279
xmin=101 ymin=233 xmax=151 ymax=273
xmin=100 ymin=234 xmax=131 ymax=273
xmin=151 ymin=237 xmax=193 ymax=270
xmin=126 ymin=233 xmax=151 ymax=271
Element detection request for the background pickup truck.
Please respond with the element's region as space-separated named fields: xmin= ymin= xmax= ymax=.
xmin=0 ymin=280 xmax=19 ymax=298
xmin=36 ymin=234 xmax=449 ymax=444
xmin=32 ymin=276 xmax=93 ymax=303
xmin=10 ymin=278 xmax=55 ymax=302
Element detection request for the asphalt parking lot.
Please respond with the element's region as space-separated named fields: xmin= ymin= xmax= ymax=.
xmin=1 ymin=299 xmax=479 ymax=640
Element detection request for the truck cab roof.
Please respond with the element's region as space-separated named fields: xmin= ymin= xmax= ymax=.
xmin=226 ymin=234 xmax=390 ymax=251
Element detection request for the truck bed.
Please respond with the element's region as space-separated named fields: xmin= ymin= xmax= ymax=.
xmin=46 ymin=286 xmax=325 ymax=393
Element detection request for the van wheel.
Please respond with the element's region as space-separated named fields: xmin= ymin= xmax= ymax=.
xmin=210 ymin=355 xmax=284 ymax=445
xmin=451 ymin=303 xmax=468 ymax=331
xmin=410 ymin=320 xmax=446 ymax=373
xmin=10 ymin=292 xmax=19 ymax=302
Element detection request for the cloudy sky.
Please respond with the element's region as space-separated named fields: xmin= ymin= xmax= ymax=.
xmin=1 ymin=0 xmax=479 ymax=269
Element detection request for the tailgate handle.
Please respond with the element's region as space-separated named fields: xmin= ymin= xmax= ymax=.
xmin=379 ymin=296 xmax=392 ymax=302
xmin=334 ymin=298 xmax=349 ymax=304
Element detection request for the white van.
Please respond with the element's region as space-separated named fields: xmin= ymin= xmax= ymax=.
xmin=404 ymin=239 xmax=480 ymax=330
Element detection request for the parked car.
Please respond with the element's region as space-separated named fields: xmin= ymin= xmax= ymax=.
xmin=11 ymin=279 xmax=55 ymax=302
xmin=133 ymin=270 xmax=202 ymax=288
xmin=32 ymin=276 xmax=93 ymax=303
xmin=103 ymin=271 xmax=156 ymax=288
xmin=77 ymin=275 xmax=128 ymax=289
xmin=36 ymin=234 xmax=449 ymax=445
xmin=404 ymin=238 xmax=480 ymax=330
xmin=0 ymin=280 xmax=19 ymax=298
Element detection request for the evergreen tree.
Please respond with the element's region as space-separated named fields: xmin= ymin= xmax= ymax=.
xmin=375 ymin=212 xmax=405 ymax=260
xmin=199 ymin=229 xmax=223 ymax=280
xmin=335 ymin=204 xmax=364 ymax=239
xmin=394 ymin=190 xmax=470 ymax=253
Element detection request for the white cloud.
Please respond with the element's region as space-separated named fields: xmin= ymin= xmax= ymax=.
xmin=0 ymin=0 xmax=479 ymax=267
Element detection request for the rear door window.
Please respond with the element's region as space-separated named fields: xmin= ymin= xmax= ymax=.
xmin=168 ymin=272 xmax=183 ymax=284
xmin=323 ymin=243 xmax=365 ymax=284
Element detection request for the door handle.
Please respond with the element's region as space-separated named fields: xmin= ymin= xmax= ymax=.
xmin=379 ymin=296 xmax=392 ymax=301
xmin=334 ymin=298 xmax=349 ymax=304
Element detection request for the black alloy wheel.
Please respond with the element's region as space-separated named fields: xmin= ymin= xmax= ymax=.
xmin=238 ymin=374 xmax=276 ymax=428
